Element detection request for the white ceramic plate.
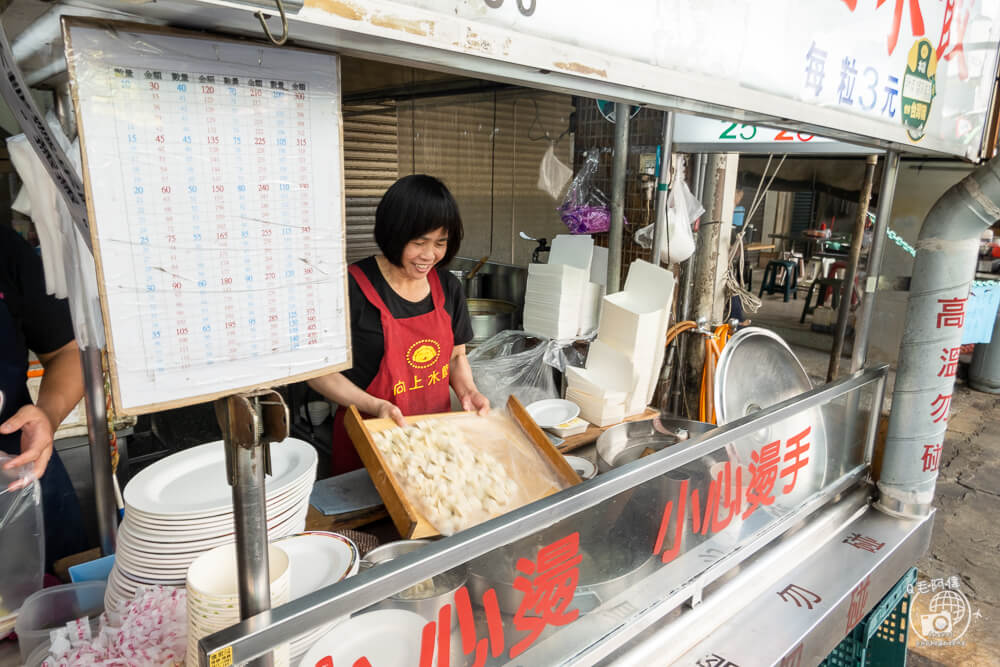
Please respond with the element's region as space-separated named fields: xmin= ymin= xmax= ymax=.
xmin=525 ymin=398 xmax=581 ymax=428
xmin=563 ymin=455 xmax=597 ymax=480
xmin=124 ymin=439 xmax=316 ymax=517
xmin=273 ymin=533 xmax=359 ymax=600
xmin=124 ymin=481 xmax=312 ymax=528
xmin=297 ymin=610 xmax=428 ymax=667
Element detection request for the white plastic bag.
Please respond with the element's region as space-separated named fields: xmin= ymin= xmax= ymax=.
xmin=633 ymin=170 xmax=703 ymax=265
xmin=537 ymin=142 xmax=572 ymax=201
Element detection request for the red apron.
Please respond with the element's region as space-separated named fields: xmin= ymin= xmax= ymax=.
xmin=331 ymin=263 xmax=455 ymax=474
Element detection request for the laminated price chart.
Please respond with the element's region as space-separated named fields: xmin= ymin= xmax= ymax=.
xmin=65 ymin=21 xmax=350 ymax=415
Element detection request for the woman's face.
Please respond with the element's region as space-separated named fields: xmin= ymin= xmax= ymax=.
xmin=398 ymin=227 xmax=449 ymax=281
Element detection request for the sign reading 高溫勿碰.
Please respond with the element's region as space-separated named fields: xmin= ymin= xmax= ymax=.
xmin=65 ymin=19 xmax=350 ymax=415
xmin=301 ymin=0 xmax=1000 ymax=159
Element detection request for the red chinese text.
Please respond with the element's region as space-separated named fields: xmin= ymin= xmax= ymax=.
xmin=936 ymin=297 xmax=967 ymax=329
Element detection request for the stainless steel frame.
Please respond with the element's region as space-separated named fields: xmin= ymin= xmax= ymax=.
xmin=197 ymin=364 xmax=889 ymax=665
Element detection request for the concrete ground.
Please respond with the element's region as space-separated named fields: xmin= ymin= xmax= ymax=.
xmin=755 ymin=290 xmax=999 ymax=666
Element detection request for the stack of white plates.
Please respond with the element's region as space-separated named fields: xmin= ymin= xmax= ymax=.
xmin=106 ymin=439 xmax=317 ymax=610
xmin=186 ymin=544 xmax=292 ymax=667
xmin=273 ymin=532 xmax=360 ymax=662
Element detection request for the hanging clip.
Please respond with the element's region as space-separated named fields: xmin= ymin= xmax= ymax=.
xmin=255 ymin=0 xmax=289 ymax=46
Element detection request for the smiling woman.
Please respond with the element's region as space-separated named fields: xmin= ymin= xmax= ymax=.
xmin=309 ymin=175 xmax=490 ymax=475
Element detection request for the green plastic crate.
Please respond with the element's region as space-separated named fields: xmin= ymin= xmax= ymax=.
xmin=821 ymin=568 xmax=918 ymax=667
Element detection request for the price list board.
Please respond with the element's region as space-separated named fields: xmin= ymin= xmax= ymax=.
xmin=64 ymin=20 xmax=350 ymax=415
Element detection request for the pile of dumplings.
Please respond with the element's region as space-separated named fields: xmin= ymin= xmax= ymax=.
xmin=372 ymin=420 xmax=517 ymax=535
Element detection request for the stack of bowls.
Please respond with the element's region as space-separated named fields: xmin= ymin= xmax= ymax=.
xmin=272 ymin=532 xmax=360 ymax=662
xmin=186 ymin=544 xmax=291 ymax=667
xmin=106 ymin=439 xmax=317 ymax=610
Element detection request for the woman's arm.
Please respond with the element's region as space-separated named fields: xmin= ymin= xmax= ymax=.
xmin=449 ymin=345 xmax=489 ymax=415
xmin=307 ymin=372 xmax=405 ymax=426
xmin=1 ymin=340 xmax=84 ymax=480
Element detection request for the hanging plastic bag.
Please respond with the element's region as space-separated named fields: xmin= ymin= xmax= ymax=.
xmin=633 ymin=169 xmax=702 ymax=264
xmin=468 ymin=330 xmax=560 ymax=409
xmin=537 ymin=142 xmax=572 ymax=201
xmin=558 ymin=150 xmax=624 ymax=234
xmin=0 ymin=454 xmax=44 ymax=635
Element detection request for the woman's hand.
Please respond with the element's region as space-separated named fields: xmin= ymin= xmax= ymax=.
xmin=460 ymin=390 xmax=490 ymax=417
xmin=376 ymin=400 xmax=406 ymax=427
xmin=1 ymin=404 xmax=55 ymax=487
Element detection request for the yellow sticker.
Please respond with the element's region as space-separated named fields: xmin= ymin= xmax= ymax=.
xmin=209 ymin=647 xmax=233 ymax=667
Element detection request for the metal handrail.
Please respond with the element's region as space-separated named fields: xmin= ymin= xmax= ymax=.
xmin=198 ymin=363 xmax=889 ymax=665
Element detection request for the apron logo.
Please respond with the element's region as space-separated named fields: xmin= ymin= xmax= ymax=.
xmin=406 ymin=339 xmax=441 ymax=369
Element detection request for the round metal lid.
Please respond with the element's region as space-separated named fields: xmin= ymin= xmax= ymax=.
xmin=714 ymin=327 xmax=827 ymax=515
xmin=715 ymin=327 xmax=812 ymax=423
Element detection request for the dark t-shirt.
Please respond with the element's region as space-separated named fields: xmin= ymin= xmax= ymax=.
xmin=0 ymin=227 xmax=76 ymax=449
xmin=344 ymin=256 xmax=473 ymax=390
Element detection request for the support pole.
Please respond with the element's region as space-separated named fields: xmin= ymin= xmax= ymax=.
xmin=827 ymin=155 xmax=878 ymax=382
xmin=215 ymin=389 xmax=289 ymax=667
xmin=607 ymin=102 xmax=630 ymax=293
xmin=851 ymin=150 xmax=900 ymax=372
xmin=670 ymin=155 xmax=705 ymax=416
xmin=80 ymin=346 xmax=117 ymax=555
xmin=651 ymin=112 xmax=675 ymax=266
xmin=53 ymin=82 xmax=118 ymax=555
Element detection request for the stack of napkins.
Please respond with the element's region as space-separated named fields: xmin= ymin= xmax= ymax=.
xmin=566 ymin=259 xmax=674 ymax=425
xmin=522 ymin=235 xmax=605 ymax=340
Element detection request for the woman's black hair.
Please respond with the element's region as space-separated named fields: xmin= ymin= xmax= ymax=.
xmin=374 ymin=174 xmax=464 ymax=267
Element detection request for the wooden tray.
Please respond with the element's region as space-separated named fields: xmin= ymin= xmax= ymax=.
xmin=345 ymin=395 xmax=580 ymax=539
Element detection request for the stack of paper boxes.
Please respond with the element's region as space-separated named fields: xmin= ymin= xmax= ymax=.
xmin=565 ymin=259 xmax=674 ymax=426
xmin=522 ymin=235 xmax=607 ymax=340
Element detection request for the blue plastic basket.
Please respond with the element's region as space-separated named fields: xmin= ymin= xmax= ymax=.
xmin=68 ymin=554 xmax=116 ymax=583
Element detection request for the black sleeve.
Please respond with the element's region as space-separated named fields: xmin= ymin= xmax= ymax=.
xmin=442 ymin=270 xmax=474 ymax=346
xmin=14 ymin=234 xmax=75 ymax=355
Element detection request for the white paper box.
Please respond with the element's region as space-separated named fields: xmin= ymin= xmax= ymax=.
xmin=549 ymin=234 xmax=594 ymax=273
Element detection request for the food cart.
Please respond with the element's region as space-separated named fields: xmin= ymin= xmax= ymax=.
xmin=4 ymin=1 xmax=1000 ymax=665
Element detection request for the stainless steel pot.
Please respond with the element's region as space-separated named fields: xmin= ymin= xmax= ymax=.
xmin=596 ymin=416 xmax=716 ymax=473
xmin=466 ymin=298 xmax=516 ymax=344
xmin=360 ymin=540 xmax=466 ymax=627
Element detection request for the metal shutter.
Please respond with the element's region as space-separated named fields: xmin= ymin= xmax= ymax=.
xmin=343 ymin=103 xmax=399 ymax=262
xmin=790 ymin=191 xmax=816 ymax=236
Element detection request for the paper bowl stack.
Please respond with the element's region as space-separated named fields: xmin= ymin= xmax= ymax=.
xmin=186 ymin=544 xmax=291 ymax=667
xmin=106 ymin=439 xmax=317 ymax=610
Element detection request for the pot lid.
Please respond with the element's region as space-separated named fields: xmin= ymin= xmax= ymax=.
xmin=714 ymin=327 xmax=812 ymax=423
xmin=714 ymin=327 xmax=827 ymax=515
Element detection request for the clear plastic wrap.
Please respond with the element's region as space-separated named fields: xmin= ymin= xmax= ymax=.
xmin=0 ymin=455 xmax=44 ymax=630
xmin=368 ymin=412 xmax=569 ymax=535
xmin=468 ymin=330 xmax=559 ymax=408
xmin=63 ymin=21 xmax=350 ymax=414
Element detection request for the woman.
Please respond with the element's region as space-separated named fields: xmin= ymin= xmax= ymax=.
xmin=310 ymin=174 xmax=490 ymax=475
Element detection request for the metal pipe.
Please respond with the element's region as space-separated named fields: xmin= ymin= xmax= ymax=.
xmin=851 ymin=150 xmax=900 ymax=372
xmin=669 ymin=154 xmax=703 ymax=415
xmin=607 ymin=102 xmax=630 ymax=293
xmin=877 ymin=157 xmax=1000 ymax=519
xmin=80 ymin=346 xmax=117 ymax=555
xmin=229 ymin=444 xmax=273 ymax=619
xmin=969 ymin=306 xmax=1000 ymax=393
xmin=651 ymin=111 xmax=675 ymax=265
xmin=52 ymin=81 xmax=118 ymax=555
xmin=827 ymin=155 xmax=878 ymax=382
